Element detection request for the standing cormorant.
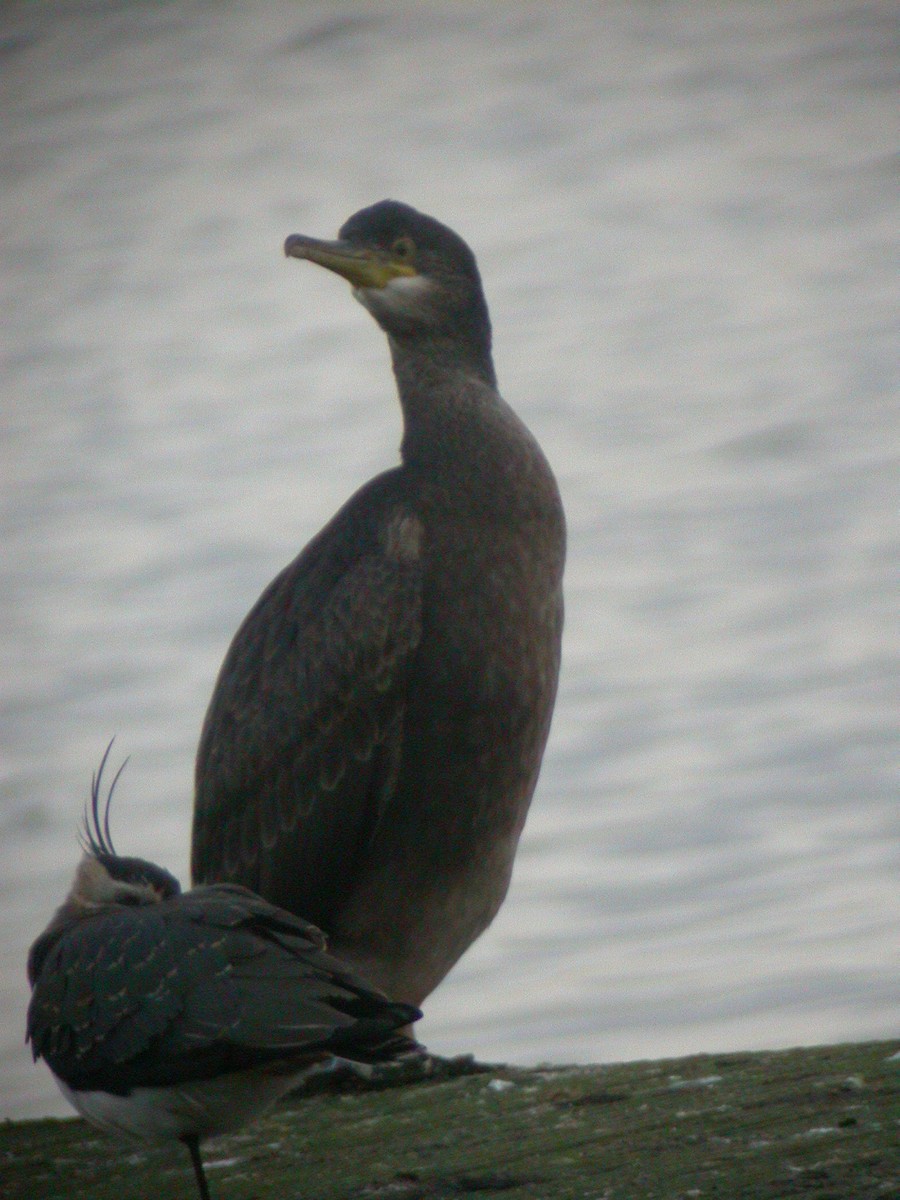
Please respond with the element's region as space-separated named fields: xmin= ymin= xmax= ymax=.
xmin=191 ymin=200 xmax=565 ymax=1006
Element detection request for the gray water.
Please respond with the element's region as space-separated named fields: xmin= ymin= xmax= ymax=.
xmin=2 ymin=1 xmax=897 ymax=1121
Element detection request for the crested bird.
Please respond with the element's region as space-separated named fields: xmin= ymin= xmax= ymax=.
xmin=27 ymin=745 xmax=420 ymax=1200
xmin=192 ymin=200 xmax=566 ymax=1008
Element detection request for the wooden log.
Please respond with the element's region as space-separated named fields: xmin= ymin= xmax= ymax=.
xmin=5 ymin=1040 xmax=897 ymax=1199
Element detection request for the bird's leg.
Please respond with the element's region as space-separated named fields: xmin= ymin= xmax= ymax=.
xmin=181 ymin=1134 xmax=212 ymax=1200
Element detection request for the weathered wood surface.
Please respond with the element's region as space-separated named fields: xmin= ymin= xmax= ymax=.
xmin=4 ymin=1041 xmax=897 ymax=1199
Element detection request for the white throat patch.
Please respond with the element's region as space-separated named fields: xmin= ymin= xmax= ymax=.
xmin=354 ymin=273 xmax=435 ymax=322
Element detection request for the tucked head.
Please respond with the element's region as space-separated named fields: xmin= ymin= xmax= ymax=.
xmin=68 ymin=852 xmax=181 ymax=910
xmin=284 ymin=200 xmax=492 ymax=362
xmin=28 ymin=744 xmax=180 ymax=986
xmin=73 ymin=740 xmax=180 ymax=910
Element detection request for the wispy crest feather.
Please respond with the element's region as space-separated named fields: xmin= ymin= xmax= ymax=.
xmin=81 ymin=739 xmax=130 ymax=859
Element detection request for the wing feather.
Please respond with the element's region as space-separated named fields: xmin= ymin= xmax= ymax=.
xmin=27 ymin=886 xmax=417 ymax=1094
xmin=192 ymin=484 xmax=423 ymax=930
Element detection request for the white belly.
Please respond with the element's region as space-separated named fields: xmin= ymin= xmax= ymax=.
xmin=56 ymin=1066 xmax=302 ymax=1143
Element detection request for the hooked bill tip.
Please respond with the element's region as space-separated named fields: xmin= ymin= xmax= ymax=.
xmin=284 ymin=233 xmax=310 ymax=259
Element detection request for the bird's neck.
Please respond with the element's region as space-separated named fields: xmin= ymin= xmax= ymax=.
xmin=389 ymin=336 xmax=498 ymax=465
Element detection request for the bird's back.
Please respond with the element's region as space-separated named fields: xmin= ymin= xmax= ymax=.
xmin=28 ymin=883 xmax=416 ymax=1095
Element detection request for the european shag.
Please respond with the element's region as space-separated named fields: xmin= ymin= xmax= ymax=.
xmin=191 ymin=200 xmax=565 ymax=1006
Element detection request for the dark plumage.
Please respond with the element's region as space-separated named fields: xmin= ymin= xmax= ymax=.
xmin=28 ymin=747 xmax=418 ymax=1200
xmin=192 ymin=200 xmax=566 ymax=1006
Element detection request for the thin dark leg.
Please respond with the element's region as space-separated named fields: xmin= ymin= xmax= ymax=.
xmin=181 ymin=1134 xmax=212 ymax=1200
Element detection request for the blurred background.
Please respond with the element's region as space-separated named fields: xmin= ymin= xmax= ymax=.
xmin=2 ymin=1 xmax=897 ymax=1120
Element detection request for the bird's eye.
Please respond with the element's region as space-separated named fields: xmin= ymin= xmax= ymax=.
xmin=392 ymin=236 xmax=414 ymax=259
xmin=117 ymin=892 xmax=143 ymax=906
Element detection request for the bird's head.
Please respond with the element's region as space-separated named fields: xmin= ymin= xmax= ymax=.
xmin=27 ymin=744 xmax=181 ymax=988
xmin=284 ymin=200 xmax=492 ymax=363
xmin=69 ymin=741 xmax=181 ymax=912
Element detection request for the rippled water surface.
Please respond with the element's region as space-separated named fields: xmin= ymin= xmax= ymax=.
xmin=2 ymin=1 xmax=897 ymax=1119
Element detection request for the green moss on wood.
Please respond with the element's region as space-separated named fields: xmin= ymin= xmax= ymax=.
xmin=4 ymin=1041 xmax=897 ymax=1199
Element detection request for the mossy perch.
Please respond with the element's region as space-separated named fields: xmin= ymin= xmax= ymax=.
xmin=5 ymin=1041 xmax=897 ymax=1199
